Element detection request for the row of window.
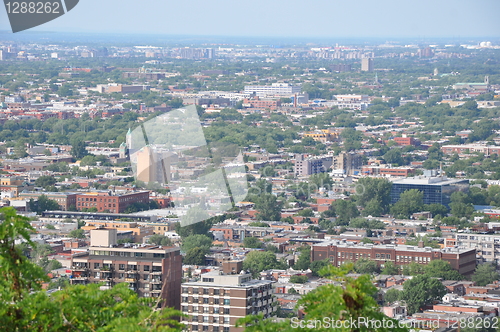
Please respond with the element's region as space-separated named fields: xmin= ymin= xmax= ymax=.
xmin=189 ymin=316 xmax=230 ymax=324
xmin=90 ymin=251 xmax=167 ymax=259
xmin=182 ymin=297 xmax=230 ymax=305
xmin=78 ymin=197 xmax=117 ymax=202
xmin=396 ymin=256 xmax=430 ymax=263
xmin=183 ymin=287 xmax=224 ymax=296
xmin=190 ymin=326 xmax=229 ymax=332
xmin=182 ymin=306 xmax=230 ymax=315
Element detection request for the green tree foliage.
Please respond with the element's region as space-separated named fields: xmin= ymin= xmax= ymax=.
xmin=70 ymin=139 xmax=89 ymax=160
xmin=289 ymin=275 xmax=308 ymax=283
xmin=293 ymin=246 xmax=311 ymax=271
xmin=449 ymin=191 xmax=475 ymax=218
xmin=384 ymin=288 xmax=401 ymax=305
xmin=401 ymin=274 xmax=447 ymax=315
xmin=423 ymin=260 xmax=463 ymax=280
xmin=310 ymin=259 xmax=330 ymax=277
xmin=247 ymin=221 xmax=270 ymax=227
xmin=243 ymin=237 xmax=263 ymax=249
xmin=390 ymin=189 xmax=424 ymax=218
xmin=472 ymin=263 xmax=500 ymax=286
xmin=296 ymin=208 xmax=314 ymax=217
xmin=381 ymin=261 xmax=399 ymax=275
xmin=401 ymin=262 xmax=425 ymax=276
xmin=68 ymin=229 xmax=85 ymax=239
xmin=147 ymin=234 xmax=172 ymax=246
xmin=331 ymin=199 xmax=359 ymax=225
xmin=35 ymin=175 xmax=57 ymax=188
xmin=29 ymin=195 xmax=60 ymax=214
xmin=184 ymin=247 xmax=207 ymax=265
xmin=355 ymin=177 xmax=392 ymax=214
xmin=181 ymin=234 xmax=212 ymax=253
xmin=353 ymin=258 xmax=379 ymax=275
xmin=348 ymin=217 xmax=385 ymax=230
xmin=0 ymin=207 xmax=184 ymax=331
xmin=242 ymin=251 xmax=287 ymax=278
xmin=254 ymin=193 xmax=283 ymax=221
xmin=237 ymin=264 xmax=409 ymax=332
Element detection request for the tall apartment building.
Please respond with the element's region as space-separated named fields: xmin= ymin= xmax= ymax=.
xmin=311 ymin=241 xmax=476 ymax=276
xmin=244 ymin=83 xmax=301 ymax=97
xmin=70 ymin=229 xmax=182 ymax=309
xmin=294 ymin=154 xmax=332 ymax=177
xmin=361 ymin=58 xmax=374 ymax=72
xmin=331 ymin=152 xmax=363 ymax=175
xmin=181 ymin=271 xmax=276 ymax=332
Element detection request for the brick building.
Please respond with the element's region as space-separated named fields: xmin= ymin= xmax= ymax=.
xmin=181 ymin=271 xmax=275 ymax=332
xmin=75 ymin=191 xmax=149 ymax=213
xmin=311 ymin=241 xmax=476 ymax=276
xmin=70 ymin=229 xmax=182 ymax=309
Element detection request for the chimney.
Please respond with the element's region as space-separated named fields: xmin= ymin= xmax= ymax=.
xmin=418 ymin=240 xmax=424 ymax=248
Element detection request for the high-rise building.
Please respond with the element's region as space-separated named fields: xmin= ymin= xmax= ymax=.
xmin=244 ymin=83 xmax=301 ymax=97
xmin=181 ymin=271 xmax=276 ymax=332
xmin=361 ymin=58 xmax=374 ymax=72
xmin=70 ymin=229 xmax=182 ymax=309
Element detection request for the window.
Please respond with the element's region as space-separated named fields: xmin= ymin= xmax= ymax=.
xmin=224 ymin=308 xmax=230 ymax=315
xmin=192 ymin=288 xmax=198 ymax=294
xmin=213 ymin=327 xmax=219 ymax=332
xmin=192 ymin=306 xmax=198 ymax=313
xmin=223 ymin=317 xmax=230 ymax=324
xmin=214 ymin=299 xmax=219 ymax=304
xmin=204 ymin=307 xmax=209 ymax=314
xmin=119 ymin=264 xmax=125 ymax=270
xmin=203 ymin=289 xmax=209 ymax=294
xmin=213 ymin=308 xmax=219 ymax=314
xmin=192 ymin=325 xmax=198 ymax=331
xmin=203 ymin=326 xmax=208 ymax=331
xmin=182 ymin=297 xmax=188 ymax=303
xmin=224 ymin=299 xmax=230 ymax=305
xmin=182 ymin=287 xmax=188 ymax=294
xmin=214 ymin=289 xmax=220 ymax=295
xmin=203 ymin=317 xmax=208 ymax=323
xmin=203 ymin=298 xmax=209 ymax=304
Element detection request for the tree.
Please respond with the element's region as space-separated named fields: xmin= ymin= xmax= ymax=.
xmin=254 ymin=193 xmax=283 ymax=221
xmin=472 ymin=263 xmax=500 ymax=286
xmin=381 ymin=261 xmax=399 ymax=275
xmin=310 ymin=259 xmax=330 ymax=277
xmin=35 ymin=175 xmax=57 ymax=188
xmin=355 ymin=177 xmax=392 ymax=214
xmin=384 ymin=148 xmax=404 ymax=166
xmin=332 ymin=199 xmax=359 ymax=224
xmin=0 ymin=207 xmax=184 ymax=331
xmin=237 ymin=264 xmax=409 ymax=332
xmin=289 ymin=275 xmax=308 ymax=284
xmin=147 ymin=234 xmax=172 ymax=246
xmin=29 ymin=195 xmax=61 ymax=214
xmin=69 ymin=228 xmax=85 ymax=239
xmin=401 ymin=262 xmax=425 ymax=276
xmin=70 ymin=139 xmax=89 ymax=160
xmin=384 ymin=288 xmax=401 ymax=305
xmin=243 ymin=237 xmax=263 ymax=249
xmin=242 ymin=251 xmax=287 ymax=278
xmin=293 ymin=246 xmax=311 ymax=271
xmin=184 ymin=247 xmax=206 ymax=265
xmin=424 ymin=260 xmax=463 ymax=280
xmin=390 ymin=189 xmax=424 ymax=218
xmin=354 ymin=258 xmax=379 ymax=274
xmin=181 ymin=234 xmax=212 ymax=253
xmin=400 ymin=274 xmax=446 ymax=315
xmin=248 ymin=221 xmax=270 ymax=227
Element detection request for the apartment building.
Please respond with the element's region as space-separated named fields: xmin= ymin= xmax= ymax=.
xmin=244 ymin=83 xmax=301 ymax=97
xmin=294 ymin=154 xmax=332 ymax=177
xmin=311 ymin=241 xmax=477 ymax=276
xmin=452 ymin=233 xmax=500 ymax=264
xmin=70 ymin=229 xmax=182 ymax=309
xmin=181 ymin=271 xmax=276 ymax=332
xmin=441 ymin=144 xmax=500 ymax=156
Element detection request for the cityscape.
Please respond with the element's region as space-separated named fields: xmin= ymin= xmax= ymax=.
xmin=1 ymin=1 xmax=500 ymax=332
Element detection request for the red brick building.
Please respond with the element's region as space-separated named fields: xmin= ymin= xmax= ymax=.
xmin=75 ymin=191 xmax=149 ymax=213
xmin=311 ymin=241 xmax=476 ymax=276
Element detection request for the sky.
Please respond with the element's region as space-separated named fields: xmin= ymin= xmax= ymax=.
xmin=1 ymin=0 xmax=499 ymax=40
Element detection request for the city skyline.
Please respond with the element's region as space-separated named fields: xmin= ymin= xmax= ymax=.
xmin=1 ymin=0 xmax=499 ymax=39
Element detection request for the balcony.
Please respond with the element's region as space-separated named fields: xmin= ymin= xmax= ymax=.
xmin=150 ymin=279 xmax=162 ymax=284
xmin=70 ymin=265 xmax=88 ymax=271
xmin=151 ymin=270 xmax=162 ymax=275
xmin=125 ymin=278 xmax=136 ymax=282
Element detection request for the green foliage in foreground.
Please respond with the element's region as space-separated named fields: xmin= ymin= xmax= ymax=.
xmin=237 ymin=264 xmax=409 ymax=332
xmin=0 ymin=207 xmax=184 ymax=332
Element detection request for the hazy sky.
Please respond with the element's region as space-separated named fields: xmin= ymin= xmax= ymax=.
xmin=1 ymin=0 xmax=499 ymax=39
